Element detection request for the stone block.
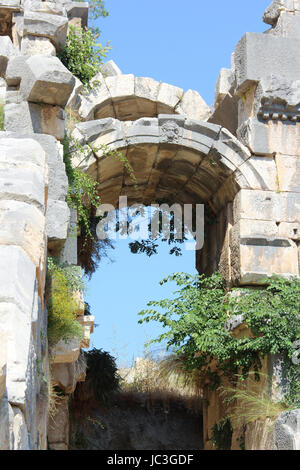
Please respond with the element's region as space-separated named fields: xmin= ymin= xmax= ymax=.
xmin=0 ymin=200 xmax=45 ymax=266
xmin=51 ymin=358 xmax=86 ymax=394
xmin=77 ymin=315 xmax=94 ymax=349
xmin=46 ymin=199 xmax=70 ymax=257
xmin=9 ymin=406 xmax=29 ymax=450
xmin=105 ymin=73 xmax=135 ymax=100
xmin=4 ymin=101 xmax=65 ymax=140
xmin=157 ymin=82 xmax=183 ymax=114
xmin=276 ymin=154 xmax=300 ymax=192
xmin=0 ymin=398 xmax=10 ymax=450
xmin=0 ymin=333 xmax=6 ymax=400
xmin=234 ymin=33 xmax=300 ymax=95
xmin=270 ymin=11 xmax=300 ymax=38
xmin=175 ymin=89 xmax=211 ymax=121
xmin=231 ymin=230 xmax=298 ymax=285
xmin=51 ymin=338 xmax=81 ymax=364
xmin=0 ymin=0 xmax=20 ymax=10
xmin=23 ymin=0 xmax=66 ymax=16
xmin=214 ymin=68 xmax=233 ymax=107
xmin=0 ymin=36 xmax=16 ymax=77
xmin=5 ymin=55 xmax=25 ymax=86
xmin=28 ymin=134 xmax=67 ymax=202
xmin=238 ymin=155 xmax=278 ymax=191
xmin=66 ymin=76 xmax=83 ymax=109
xmin=65 ymin=1 xmax=88 ymax=28
xmin=0 ymin=301 xmax=32 ymax=409
xmin=263 ymin=0 xmax=296 ymax=26
xmin=60 ymin=208 xmax=77 ymax=265
xmin=237 ymin=118 xmax=300 ymax=156
xmin=274 ymin=410 xmax=300 ymax=450
xmin=21 ymin=34 xmax=56 ymax=56
xmin=22 ymin=11 xmax=68 ymax=49
xmin=0 ymin=136 xmax=46 ymax=209
xmin=101 ymin=60 xmax=122 ymax=77
xmin=19 ymin=55 xmax=75 ymax=107
xmin=233 ymin=189 xmax=300 ymax=224
xmin=209 ymin=93 xmax=239 ymax=136
xmin=79 ymin=79 xmax=112 ymax=120
xmin=47 ymin=396 xmax=69 ymax=447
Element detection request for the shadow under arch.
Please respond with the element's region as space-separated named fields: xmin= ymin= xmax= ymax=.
xmin=72 ymin=114 xmax=267 ymax=279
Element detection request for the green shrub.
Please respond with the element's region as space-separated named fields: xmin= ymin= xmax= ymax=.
xmin=0 ymin=103 xmax=4 ymax=131
xmin=74 ymin=349 xmax=120 ymax=406
xmin=211 ymin=418 xmax=233 ymax=450
xmin=138 ymin=273 xmax=300 ymax=406
xmin=58 ymin=25 xmax=110 ymax=86
xmin=47 ymin=258 xmax=83 ymax=346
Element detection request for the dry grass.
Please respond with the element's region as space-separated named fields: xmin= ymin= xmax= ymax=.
xmin=219 ymin=372 xmax=289 ymax=428
xmin=119 ymin=354 xmax=203 ymax=414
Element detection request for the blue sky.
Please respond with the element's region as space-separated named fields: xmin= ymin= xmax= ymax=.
xmin=86 ymin=0 xmax=271 ymax=366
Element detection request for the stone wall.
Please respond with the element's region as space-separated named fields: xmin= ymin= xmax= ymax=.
xmin=0 ymin=0 xmax=92 ymax=450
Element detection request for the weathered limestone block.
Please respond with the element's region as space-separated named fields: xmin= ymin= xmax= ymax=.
xmin=46 ymin=199 xmax=70 ymax=256
xmin=244 ymin=419 xmax=275 ymax=450
xmin=60 ymin=208 xmax=77 ymax=265
xmin=214 ymin=68 xmax=233 ymax=107
xmin=30 ymin=134 xmax=67 ymax=202
xmin=274 ymin=410 xmax=300 ymax=450
xmin=0 ymin=200 xmax=45 ymax=266
xmin=233 ymin=189 xmax=300 ymax=224
xmin=175 ymin=89 xmax=211 ymax=121
xmin=51 ymin=338 xmax=81 ymax=364
xmin=0 ymin=0 xmax=20 ymax=10
xmin=77 ymin=315 xmax=94 ymax=349
xmin=157 ymin=82 xmax=184 ymax=114
xmin=269 ymin=11 xmax=300 ymax=38
xmin=263 ymin=0 xmax=299 ymax=26
xmin=66 ymin=76 xmax=82 ymax=109
xmin=0 ymin=398 xmax=11 ymax=450
xmin=21 ymin=35 xmax=56 ymax=56
xmin=4 ymin=101 xmax=65 ymax=140
xmin=9 ymin=406 xmax=29 ymax=450
xmin=21 ymin=11 xmax=68 ymax=49
xmin=19 ymin=55 xmax=76 ymax=107
xmin=209 ymin=93 xmax=239 ymax=136
xmin=234 ymin=33 xmax=300 ymax=95
xmin=275 ymin=154 xmax=300 ymax=192
xmin=65 ymin=2 xmax=88 ymax=28
xmin=47 ymin=396 xmax=69 ymax=450
xmin=0 ymin=36 xmax=16 ymax=77
xmin=23 ymin=0 xmax=66 ymax=16
xmin=5 ymin=54 xmax=25 ymax=86
xmin=254 ymin=75 xmax=300 ymax=119
xmin=0 ymin=136 xmax=46 ymax=209
xmin=79 ymin=77 xmax=112 ymax=120
xmin=238 ymin=118 xmax=300 ymax=156
xmin=101 ymin=59 xmax=122 ymax=77
xmin=0 ymin=333 xmax=6 ymax=400
xmin=51 ymin=357 xmax=86 ymax=394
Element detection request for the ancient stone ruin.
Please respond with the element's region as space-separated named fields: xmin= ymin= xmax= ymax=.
xmin=0 ymin=0 xmax=299 ymax=450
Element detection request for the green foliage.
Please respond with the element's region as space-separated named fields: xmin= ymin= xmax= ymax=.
xmin=211 ymin=418 xmax=233 ymax=450
xmin=89 ymin=0 xmax=109 ymax=19
xmin=0 ymin=103 xmax=4 ymax=131
xmin=58 ymin=25 xmax=110 ymax=85
xmin=138 ymin=273 xmax=300 ymax=406
xmin=78 ymin=349 xmax=120 ymax=405
xmin=63 ymin=136 xmax=100 ymax=241
xmin=47 ymin=257 xmax=83 ymax=346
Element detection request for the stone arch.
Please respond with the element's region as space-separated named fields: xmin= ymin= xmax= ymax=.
xmin=78 ymin=74 xmax=212 ymax=122
xmin=72 ymin=114 xmax=275 ymax=282
xmin=73 ymin=114 xmax=267 ymax=210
